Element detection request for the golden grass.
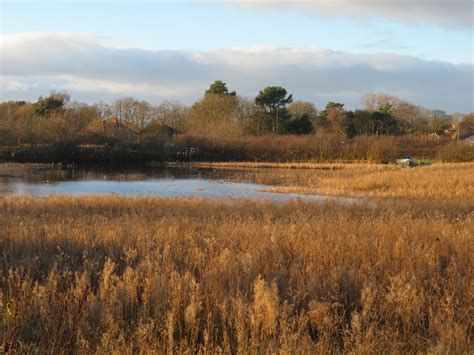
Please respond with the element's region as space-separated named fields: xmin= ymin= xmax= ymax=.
xmin=1 ymin=195 xmax=473 ymax=353
xmin=313 ymin=163 xmax=474 ymax=200
xmin=198 ymin=162 xmax=474 ymax=202
xmin=164 ymin=161 xmax=378 ymax=170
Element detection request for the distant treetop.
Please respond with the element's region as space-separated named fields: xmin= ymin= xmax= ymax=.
xmin=32 ymin=91 xmax=70 ymax=117
xmin=205 ymin=80 xmax=236 ymax=96
xmin=255 ymin=86 xmax=293 ymax=112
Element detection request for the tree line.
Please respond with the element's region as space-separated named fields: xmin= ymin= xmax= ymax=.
xmin=0 ymin=80 xmax=473 ymax=148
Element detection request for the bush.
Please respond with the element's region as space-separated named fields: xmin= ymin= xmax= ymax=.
xmin=167 ymin=134 xmax=461 ymax=163
xmin=437 ymin=142 xmax=474 ymax=162
xmin=3 ymin=135 xmax=470 ymax=164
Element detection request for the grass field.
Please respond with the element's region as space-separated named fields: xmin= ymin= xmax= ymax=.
xmin=1 ymin=163 xmax=473 ymax=353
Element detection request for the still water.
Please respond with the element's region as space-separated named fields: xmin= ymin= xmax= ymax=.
xmin=0 ymin=166 xmax=356 ymax=203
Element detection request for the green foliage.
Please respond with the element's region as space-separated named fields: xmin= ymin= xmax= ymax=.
xmin=32 ymin=92 xmax=69 ymax=117
xmin=255 ymin=86 xmax=293 ymax=113
xmin=378 ymin=102 xmax=392 ymax=113
xmin=255 ymin=86 xmax=293 ymax=134
xmin=370 ymin=110 xmax=398 ymax=135
xmin=205 ymin=80 xmax=236 ymax=96
xmin=288 ymin=101 xmax=318 ymax=133
xmin=286 ymin=114 xmax=314 ymax=135
xmin=324 ymin=105 xmax=399 ymax=138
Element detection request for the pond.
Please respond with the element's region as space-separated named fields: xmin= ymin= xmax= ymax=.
xmin=0 ymin=165 xmax=358 ymax=203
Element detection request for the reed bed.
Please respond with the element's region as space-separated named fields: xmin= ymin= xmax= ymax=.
xmin=164 ymin=161 xmax=379 ymax=171
xmin=1 ymin=195 xmax=472 ymax=353
xmin=229 ymin=163 xmax=474 ymax=202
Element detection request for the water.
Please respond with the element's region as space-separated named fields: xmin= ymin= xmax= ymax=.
xmin=0 ymin=166 xmax=358 ymax=203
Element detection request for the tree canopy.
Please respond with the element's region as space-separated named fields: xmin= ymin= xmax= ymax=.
xmin=32 ymin=92 xmax=70 ymax=117
xmin=205 ymin=80 xmax=236 ymax=96
xmin=255 ymin=86 xmax=293 ymax=113
xmin=255 ymin=86 xmax=293 ymax=134
xmin=0 ymin=87 xmax=464 ymax=148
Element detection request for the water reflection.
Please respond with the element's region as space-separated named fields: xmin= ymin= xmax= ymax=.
xmin=0 ymin=166 xmax=359 ymax=203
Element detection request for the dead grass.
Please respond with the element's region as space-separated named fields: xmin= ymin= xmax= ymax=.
xmin=210 ymin=162 xmax=474 ymax=202
xmin=1 ymin=196 xmax=473 ymax=353
xmin=164 ymin=161 xmax=379 ymax=170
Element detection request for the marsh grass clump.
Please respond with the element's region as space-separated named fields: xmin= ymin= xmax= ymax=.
xmin=0 ymin=194 xmax=472 ymax=353
xmin=244 ymin=162 xmax=474 ymax=202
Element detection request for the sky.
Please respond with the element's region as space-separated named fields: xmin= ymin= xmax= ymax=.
xmin=1 ymin=0 xmax=473 ymax=112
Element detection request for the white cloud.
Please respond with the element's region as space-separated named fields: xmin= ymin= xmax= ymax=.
xmin=1 ymin=32 xmax=473 ymax=112
xmin=5 ymin=80 xmax=30 ymax=91
xmin=211 ymin=0 xmax=473 ymax=29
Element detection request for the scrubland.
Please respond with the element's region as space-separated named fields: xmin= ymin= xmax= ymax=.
xmin=1 ymin=163 xmax=473 ymax=353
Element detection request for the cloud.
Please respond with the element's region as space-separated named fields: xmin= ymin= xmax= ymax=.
xmin=1 ymin=32 xmax=473 ymax=112
xmin=213 ymin=0 xmax=473 ymax=29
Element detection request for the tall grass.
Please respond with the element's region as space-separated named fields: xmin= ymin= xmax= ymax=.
xmin=244 ymin=163 xmax=474 ymax=201
xmin=1 ymin=194 xmax=472 ymax=353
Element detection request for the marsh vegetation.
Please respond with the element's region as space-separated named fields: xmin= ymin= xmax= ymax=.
xmin=1 ymin=163 xmax=473 ymax=353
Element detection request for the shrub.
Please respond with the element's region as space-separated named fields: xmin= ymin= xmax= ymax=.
xmin=437 ymin=142 xmax=474 ymax=162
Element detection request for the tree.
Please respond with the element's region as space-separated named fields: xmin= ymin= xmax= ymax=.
xmin=288 ymin=101 xmax=318 ymax=133
xmin=424 ymin=109 xmax=452 ymax=135
xmin=156 ymin=100 xmax=188 ymax=132
xmin=255 ymin=86 xmax=293 ymax=134
xmin=288 ymin=101 xmax=317 ymax=118
xmin=458 ymin=113 xmax=474 ymax=138
xmin=32 ymin=91 xmax=70 ymax=117
xmin=363 ymin=93 xmax=398 ymax=112
xmin=0 ymin=101 xmax=29 ymax=145
xmin=344 ymin=111 xmax=357 ymax=138
xmin=318 ymin=102 xmax=346 ymax=135
xmin=363 ymin=92 xmax=425 ymax=134
xmin=206 ymin=80 xmax=236 ymax=96
xmin=286 ymin=114 xmax=314 ymax=135
xmin=16 ymin=104 xmax=40 ymax=146
xmin=183 ymin=81 xmax=242 ymax=137
xmin=370 ymin=110 xmax=398 ymax=135
xmin=185 ymin=92 xmax=243 ymax=138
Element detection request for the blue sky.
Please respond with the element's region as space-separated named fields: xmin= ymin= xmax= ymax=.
xmin=1 ymin=0 xmax=473 ymax=112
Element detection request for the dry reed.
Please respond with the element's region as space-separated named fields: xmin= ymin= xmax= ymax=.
xmin=218 ymin=162 xmax=474 ymax=202
xmin=1 ymin=194 xmax=472 ymax=353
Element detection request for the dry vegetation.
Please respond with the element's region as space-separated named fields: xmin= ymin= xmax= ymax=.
xmin=0 ymin=163 xmax=473 ymax=353
xmin=0 ymin=199 xmax=472 ymax=352
xmin=169 ymin=162 xmax=474 ymax=201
